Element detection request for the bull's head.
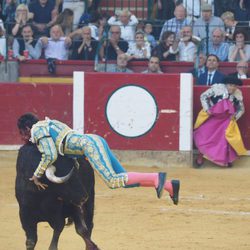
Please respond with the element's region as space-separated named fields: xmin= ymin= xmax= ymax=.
xmin=45 ymin=165 xmax=74 ymax=184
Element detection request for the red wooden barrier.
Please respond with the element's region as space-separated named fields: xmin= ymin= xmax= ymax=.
xmin=0 ymin=83 xmax=72 ymax=145
xmin=19 ymin=60 xmax=247 ymax=77
xmin=73 ymin=72 xmax=193 ymax=151
xmin=0 ymin=75 xmax=249 ymax=150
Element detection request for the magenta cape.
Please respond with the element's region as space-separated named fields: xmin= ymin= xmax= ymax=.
xmin=194 ymin=99 xmax=237 ymax=166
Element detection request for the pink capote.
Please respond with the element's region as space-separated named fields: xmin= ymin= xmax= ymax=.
xmin=194 ymin=99 xmax=238 ymax=166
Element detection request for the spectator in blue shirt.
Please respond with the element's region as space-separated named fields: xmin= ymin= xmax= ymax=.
xmin=144 ymin=23 xmax=157 ymax=48
xmin=204 ymin=28 xmax=229 ymax=62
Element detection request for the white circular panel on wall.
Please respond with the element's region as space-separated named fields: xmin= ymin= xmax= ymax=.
xmin=106 ymin=85 xmax=158 ymax=138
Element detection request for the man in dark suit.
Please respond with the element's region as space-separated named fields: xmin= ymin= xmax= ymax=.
xmin=197 ymin=54 xmax=225 ymax=85
xmin=228 ymin=61 xmax=249 ymax=79
xmin=190 ymin=53 xmax=207 ymax=78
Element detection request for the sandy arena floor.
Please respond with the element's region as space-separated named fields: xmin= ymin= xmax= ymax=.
xmin=0 ymin=151 xmax=250 ymax=250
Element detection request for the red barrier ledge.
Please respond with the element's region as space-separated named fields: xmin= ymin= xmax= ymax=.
xmin=19 ymin=60 xmax=240 ymax=77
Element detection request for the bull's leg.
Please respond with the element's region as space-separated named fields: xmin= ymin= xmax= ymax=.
xmin=48 ymin=216 xmax=65 ymax=250
xmin=48 ymin=229 xmax=63 ymax=250
xmin=73 ymin=206 xmax=100 ymax=250
xmin=83 ymin=191 xmax=95 ymax=236
xmin=25 ymin=227 xmax=38 ymax=250
xmin=19 ymin=209 xmax=38 ymax=250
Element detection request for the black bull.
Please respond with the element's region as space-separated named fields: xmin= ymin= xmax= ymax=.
xmin=15 ymin=143 xmax=100 ymax=250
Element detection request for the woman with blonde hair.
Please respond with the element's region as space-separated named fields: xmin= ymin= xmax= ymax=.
xmin=126 ymin=30 xmax=151 ymax=60
xmin=12 ymin=4 xmax=33 ymax=37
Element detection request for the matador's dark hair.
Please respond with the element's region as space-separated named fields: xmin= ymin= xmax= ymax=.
xmin=17 ymin=113 xmax=39 ymax=130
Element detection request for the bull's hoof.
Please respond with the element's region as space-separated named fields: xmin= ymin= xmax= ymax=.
xmin=49 ymin=245 xmax=58 ymax=250
xmin=26 ymin=239 xmax=36 ymax=250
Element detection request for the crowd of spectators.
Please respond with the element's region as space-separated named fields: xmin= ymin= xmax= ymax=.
xmin=0 ymin=0 xmax=250 ymax=83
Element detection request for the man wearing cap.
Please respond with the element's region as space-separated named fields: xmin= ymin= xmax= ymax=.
xmin=193 ymin=76 xmax=247 ymax=168
xmin=193 ymin=3 xmax=224 ymax=41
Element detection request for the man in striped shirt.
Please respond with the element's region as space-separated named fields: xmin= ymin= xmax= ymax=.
xmin=159 ymin=4 xmax=191 ymax=40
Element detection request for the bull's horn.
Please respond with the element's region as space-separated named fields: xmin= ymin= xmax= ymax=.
xmin=45 ymin=165 xmax=74 ymax=184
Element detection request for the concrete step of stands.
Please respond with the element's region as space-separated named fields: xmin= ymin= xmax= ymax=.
xmin=100 ymin=0 xmax=148 ymax=19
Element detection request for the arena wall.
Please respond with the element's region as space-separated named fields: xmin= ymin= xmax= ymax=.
xmin=0 ymin=73 xmax=249 ymax=167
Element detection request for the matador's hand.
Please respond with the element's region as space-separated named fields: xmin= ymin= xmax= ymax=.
xmin=29 ymin=175 xmax=48 ymax=190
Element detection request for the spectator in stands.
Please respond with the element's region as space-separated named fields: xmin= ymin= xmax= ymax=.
xmin=108 ymin=9 xmax=138 ymax=44
xmin=136 ymin=20 xmax=144 ymax=32
xmin=54 ymin=8 xmax=73 ymax=36
xmin=71 ymin=26 xmax=98 ymax=60
xmin=179 ymin=0 xmax=201 ymax=20
xmin=221 ymin=11 xmax=245 ymax=43
xmin=126 ymin=30 xmax=151 ymax=61
xmin=228 ymin=61 xmax=249 ymax=79
xmin=142 ymin=56 xmax=163 ymax=74
xmin=193 ymin=3 xmax=224 ymax=40
xmin=194 ymin=76 xmax=246 ymax=168
xmin=159 ymin=4 xmax=191 ymax=40
xmin=204 ymin=28 xmax=229 ymax=62
xmin=87 ymin=11 xmax=101 ymax=41
xmin=29 ymin=0 xmax=57 ymax=37
xmin=0 ymin=18 xmax=4 ymax=32
xmin=13 ymin=24 xmax=41 ymax=60
xmin=86 ymin=0 xmax=102 ymax=14
xmin=107 ymin=53 xmax=133 ymax=73
xmin=150 ymin=0 xmax=175 ymax=20
xmin=214 ymin=0 xmax=236 ymax=17
xmin=228 ymin=29 xmax=250 ymax=62
xmin=0 ymin=4 xmax=3 ymax=21
xmin=71 ymin=11 xmax=109 ymax=41
xmin=234 ymin=0 xmax=250 ymax=22
xmin=144 ymin=23 xmax=157 ymax=48
xmin=2 ymin=0 xmax=16 ymax=34
xmin=0 ymin=26 xmax=6 ymax=58
xmin=39 ymin=24 xmax=71 ymax=60
xmin=97 ymin=12 xmax=110 ymax=41
xmin=151 ymin=31 xmax=177 ymax=61
xmin=197 ymin=54 xmax=225 ymax=85
xmin=175 ymin=25 xmax=198 ymax=62
xmin=190 ymin=53 xmax=207 ymax=78
xmin=99 ymin=25 xmax=128 ymax=61
xmin=12 ymin=4 xmax=33 ymax=37
xmin=55 ymin=0 xmax=85 ymax=30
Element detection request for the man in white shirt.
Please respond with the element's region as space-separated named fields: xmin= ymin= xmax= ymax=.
xmin=175 ymin=25 xmax=198 ymax=62
xmin=108 ymin=9 xmax=138 ymax=45
xmin=40 ymin=24 xmax=72 ymax=60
